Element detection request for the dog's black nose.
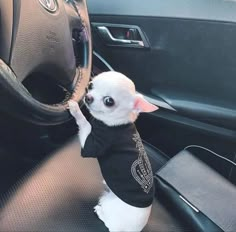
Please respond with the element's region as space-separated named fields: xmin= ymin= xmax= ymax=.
xmin=85 ymin=94 xmax=94 ymax=104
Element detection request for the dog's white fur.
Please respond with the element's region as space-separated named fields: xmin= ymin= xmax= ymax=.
xmin=68 ymin=71 xmax=158 ymax=232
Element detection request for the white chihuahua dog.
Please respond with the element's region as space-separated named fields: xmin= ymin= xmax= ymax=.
xmin=68 ymin=71 xmax=158 ymax=232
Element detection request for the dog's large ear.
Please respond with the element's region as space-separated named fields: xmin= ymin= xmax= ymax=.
xmin=133 ymin=94 xmax=159 ymax=113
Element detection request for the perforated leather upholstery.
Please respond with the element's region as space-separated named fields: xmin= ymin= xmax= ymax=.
xmin=0 ymin=138 xmax=188 ymax=232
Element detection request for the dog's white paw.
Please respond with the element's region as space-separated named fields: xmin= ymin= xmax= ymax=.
xmin=94 ymin=204 xmax=104 ymax=221
xmin=94 ymin=204 xmax=100 ymax=214
xmin=68 ymin=100 xmax=80 ymax=117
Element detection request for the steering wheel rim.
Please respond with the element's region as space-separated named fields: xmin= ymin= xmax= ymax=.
xmin=0 ymin=0 xmax=92 ymax=125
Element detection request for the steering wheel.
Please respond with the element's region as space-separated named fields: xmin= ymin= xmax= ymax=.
xmin=0 ymin=0 xmax=92 ymax=125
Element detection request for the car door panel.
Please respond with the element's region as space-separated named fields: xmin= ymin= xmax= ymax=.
xmin=91 ymin=15 xmax=236 ymax=129
xmin=87 ymin=0 xmax=236 ymax=166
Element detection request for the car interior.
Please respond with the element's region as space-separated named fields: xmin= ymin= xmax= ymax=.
xmin=0 ymin=0 xmax=236 ymax=231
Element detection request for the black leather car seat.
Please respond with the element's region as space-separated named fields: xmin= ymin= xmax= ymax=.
xmin=0 ymin=138 xmax=189 ymax=232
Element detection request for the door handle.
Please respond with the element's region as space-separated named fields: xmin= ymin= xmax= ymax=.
xmin=96 ymin=26 xmax=145 ymax=48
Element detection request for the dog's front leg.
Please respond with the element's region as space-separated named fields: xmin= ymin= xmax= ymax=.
xmin=68 ymin=100 xmax=92 ymax=148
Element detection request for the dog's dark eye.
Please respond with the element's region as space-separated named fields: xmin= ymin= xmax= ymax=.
xmin=103 ymin=96 xmax=115 ymax=107
xmin=88 ymin=82 xmax=93 ymax=90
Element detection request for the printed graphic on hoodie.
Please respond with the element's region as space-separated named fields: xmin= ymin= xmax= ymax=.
xmin=131 ymin=132 xmax=153 ymax=194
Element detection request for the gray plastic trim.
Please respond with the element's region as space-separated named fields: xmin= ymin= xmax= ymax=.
xmin=142 ymin=94 xmax=176 ymax=111
xmin=93 ymin=51 xmax=114 ymax=71
xmin=87 ymin=0 xmax=236 ymax=23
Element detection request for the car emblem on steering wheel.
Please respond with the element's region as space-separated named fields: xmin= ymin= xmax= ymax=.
xmin=38 ymin=0 xmax=57 ymax=13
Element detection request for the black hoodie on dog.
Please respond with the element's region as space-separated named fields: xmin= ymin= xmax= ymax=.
xmin=81 ymin=118 xmax=154 ymax=208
